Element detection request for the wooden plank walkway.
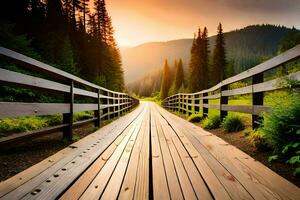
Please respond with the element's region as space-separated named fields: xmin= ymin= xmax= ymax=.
xmin=0 ymin=102 xmax=299 ymax=200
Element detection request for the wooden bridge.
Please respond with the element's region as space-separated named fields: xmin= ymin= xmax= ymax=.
xmin=0 ymin=102 xmax=300 ymax=199
xmin=0 ymin=46 xmax=300 ymax=199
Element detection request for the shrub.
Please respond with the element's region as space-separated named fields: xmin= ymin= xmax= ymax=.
xmin=43 ymin=114 xmax=62 ymax=126
xmin=259 ymin=92 xmax=300 ymax=174
xmin=259 ymin=92 xmax=300 ymax=150
xmin=73 ymin=111 xmax=93 ymax=122
xmin=202 ymin=114 xmax=221 ymax=129
xmin=221 ymin=114 xmax=245 ymax=132
xmin=187 ymin=114 xmax=203 ymax=123
xmin=247 ymin=130 xmax=272 ymax=152
xmin=0 ymin=117 xmax=47 ymax=134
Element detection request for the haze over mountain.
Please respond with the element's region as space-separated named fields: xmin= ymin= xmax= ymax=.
xmin=121 ymin=24 xmax=295 ymax=83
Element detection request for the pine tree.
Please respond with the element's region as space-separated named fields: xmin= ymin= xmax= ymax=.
xmin=94 ymin=0 xmax=109 ymax=43
xmin=81 ymin=0 xmax=90 ymax=32
xmin=160 ymin=60 xmax=171 ymax=99
xmin=189 ymin=29 xmax=201 ymax=92
xmin=201 ymin=27 xmax=209 ymax=89
xmin=62 ymin=0 xmax=82 ymax=28
xmin=174 ymin=58 xmax=184 ymax=92
xmin=88 ymin=13 xmax=98 ymax=37
xmin=212 ymin=23 xmax=226 ymax=84
xmin=0 ymin=0 xmax=126 ymax=92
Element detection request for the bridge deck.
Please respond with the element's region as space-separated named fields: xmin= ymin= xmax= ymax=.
xmin=0 ymin=102 xmax=299 ymax=200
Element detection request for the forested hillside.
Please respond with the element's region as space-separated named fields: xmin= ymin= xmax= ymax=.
xmin=0 ymin=0 xmax=124 ymax=92
xmin=123 ymin=25 xmax=297 ymax=82
xmin=127 ymin=24 xmax=300 ymax=97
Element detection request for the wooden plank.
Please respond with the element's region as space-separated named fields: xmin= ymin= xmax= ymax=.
xmin=73 ymin=103 xmax=98 ymax=112
xmin=0 ymin=103 xmax=100 ymax=119
xmin=202 ymin=93 xmax=221 ymax=100
xmin=221 ymin=105 xmax=271 ymax=115
xmin=0 ymin=106 xmax=139 ymax=197
xmin=154 ymin=107 xmax=212 ymax=200
xmin=158 ymin=105 xmax=300 ymax=199
xmin=222 ymin=85 xmax=252 ymax=96
xmin=155 ymin=104 xmax=231 ymax=200
xmin=117 ymin=108 xmax=149 ymax=199
xmin=132 ymin=106 xmax=150 ymax=200
xmin=253 ymin=70 xmax=300 ymax=93
xmin=148 ymin=105 xmax=171 ymax=200
xmin=0 ymin=68 xmax=98 ymax=98
xmin=155 ymin=113 xmax=197 ymax=200
xmin=152 ymin=110 xmax=184 ymax=200
xmin=59 ymin=110 xmax=139 ymax=200
xmin=156 ymin=105 xmax=254 ymax=199
xmin=79 ymin=109 xmax=145 ymax=200
xmin=102 ymin=106 xmax=148 ymax=199
xmin=0 ymin=68 xmax=70 ymax=93
xmin=0 ymin=102 xmax=69 ymax=118
xmin=73 ymin=88 xmax=98 ymax=98
xmin=203 ymin=104 xmax=219 ymax=109
xmin=219 ymin=142 xmax=300 ymax=200
xmin=19 ymin=108 xmax=144 ymax=200
xmin=0 ymin=104 xmax=144 ymax=200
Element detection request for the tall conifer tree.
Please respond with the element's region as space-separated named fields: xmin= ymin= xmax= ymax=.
xmin=212 ymin=23 xmax=226 ymax=84
xmin=201 ymin=27 xmax=209 ymax=89
xmin=81 ymin=0 xmax=90 ymax=32
xmin=160 ymin=60 xmax=171 ymax=99
xmin=174 ymin=58 xmax=184 ymax=92
xmin=189 ymin=30 xmax=201 ymax=92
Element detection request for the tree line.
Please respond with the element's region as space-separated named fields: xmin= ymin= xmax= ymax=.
xmin=159 ymin=23 xmax=230 ymax=99
xmin=0 ymin=0 xmax=124 ymax=92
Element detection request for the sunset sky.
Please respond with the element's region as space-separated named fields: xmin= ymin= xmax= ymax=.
xmin=104 ymin=0 xmax=300 ymax=47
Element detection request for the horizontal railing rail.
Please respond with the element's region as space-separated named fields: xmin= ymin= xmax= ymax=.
xmin=163 ymin=45 xmax=300 ymax=128
xmin=0 ymin=47 xmax=139 ymax=145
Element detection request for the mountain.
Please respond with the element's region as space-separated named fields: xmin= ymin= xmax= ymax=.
xmin=121 ymin=24 xmax=296 ymax=83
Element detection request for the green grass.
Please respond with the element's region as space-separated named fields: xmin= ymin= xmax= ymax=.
xmin=0 ymin=111 xmax=94 ymax=137
xmin=0 ymin=117 xmax=48 ymax=136
xmin=140 ymin=96 xmax=162 ymax=105
xmin=73 ymin=111 xmax=93 ymax=122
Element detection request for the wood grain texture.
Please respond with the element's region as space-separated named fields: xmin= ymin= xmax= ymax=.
xmin=1 ymin=102 xmax=299 ymax=200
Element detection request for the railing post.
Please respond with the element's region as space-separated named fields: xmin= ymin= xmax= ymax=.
xmin=104 ymin=92 xmax=109 ymax=121
xmin=203 ymin=92 xmax=208 ymax=117
xmin=127 ymin=97 xmax=130 ymax=112
xmin=220 ymin=85 xmax=228 ymax=121
xmin=252 ymin=73 xmax=264 ymax=129
xmin=195 ymin=94 xmax=200 ymax=113
xmin=192 ymin=95 xmax=195 ymax=114
xmin=186 ymin=95 xmax=194 ymax=116
xmin=177 ymin=96 xmax=179 ymax=112
xmin=63 ymin=80 xmax=74 ymax=140
xmin=94 ymin=89 xmax=101 ymax=128
xmin=172 ymin=97 xmax=175 ymax=112
xmin=180 ymin=95 xmax=184 ymax=114
xmin=118 ymin=94 xmax=121 ymax=117
xmin=182 ymin=95 xmax=186 ymax=115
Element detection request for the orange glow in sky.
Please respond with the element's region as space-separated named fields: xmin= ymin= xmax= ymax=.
xmin=104 ymin=0 xmax=300 ymax=47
